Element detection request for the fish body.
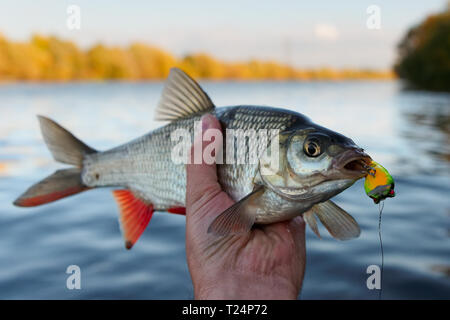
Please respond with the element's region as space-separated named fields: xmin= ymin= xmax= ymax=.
xmin=81 ymin=106 xmax=293 ymax=210
xmin=14 ymin=68 xmax=372 ymax=248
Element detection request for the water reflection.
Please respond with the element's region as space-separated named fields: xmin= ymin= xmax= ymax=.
xmin=405 ymin=104 xmax=449 ymax=156
xmin=398 ymin=92 xmax=450 ymax=176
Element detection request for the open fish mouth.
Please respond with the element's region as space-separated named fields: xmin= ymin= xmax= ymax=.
xmin=334 ymin=149 xmax=373 ymax=179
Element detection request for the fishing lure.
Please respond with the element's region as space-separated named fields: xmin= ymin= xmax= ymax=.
xmin=364 ymin=161 xmax=395 ymax=204
xmin=363 ymin=160 xmax=394 ymax=299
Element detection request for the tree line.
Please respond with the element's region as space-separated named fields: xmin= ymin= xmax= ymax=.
xmin=395 ymin=4 xmax=450 ymax=91
xmin=0 ymin=33 xmax=393 ymax=82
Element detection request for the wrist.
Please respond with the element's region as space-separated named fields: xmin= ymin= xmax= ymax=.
xmin=194 ymin=272 xmax=300 ymax=300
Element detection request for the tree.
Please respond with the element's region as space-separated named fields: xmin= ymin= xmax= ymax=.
xmin=395 ymin=5 xmax=450 ymax=91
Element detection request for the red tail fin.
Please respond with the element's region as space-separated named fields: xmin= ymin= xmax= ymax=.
xmin=14 ymin=168 xmax=88 ymax=207
xmin=13 ymin=116 xmax=97 ymax=207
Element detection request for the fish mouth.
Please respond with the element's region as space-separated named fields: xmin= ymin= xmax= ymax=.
xmin=333 ymin=148 xmax=372 ymax=179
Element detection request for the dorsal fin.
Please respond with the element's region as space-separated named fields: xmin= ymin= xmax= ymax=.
xmin=155 ymin=68 xmax=215 ymax=121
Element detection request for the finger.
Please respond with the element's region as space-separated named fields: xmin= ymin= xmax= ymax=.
xmin=186 ymin=114 xmax=226 ymax=213
xmin=287 ymin=216 xmax=306 ymax=246
xmin=263 ymin=216 xmax=306 ymax=245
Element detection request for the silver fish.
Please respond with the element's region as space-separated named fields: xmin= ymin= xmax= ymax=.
xmin=14 ymin=68 xmax=372 ymax=249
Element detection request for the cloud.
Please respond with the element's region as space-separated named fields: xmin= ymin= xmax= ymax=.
xmin=314 ymin=23 xmax=339 ymax=41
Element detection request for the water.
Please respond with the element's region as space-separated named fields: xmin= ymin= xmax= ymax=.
xmin=0 ymin=80 xmax=449 ymax=299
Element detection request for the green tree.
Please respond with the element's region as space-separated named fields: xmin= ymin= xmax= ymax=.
xmin=395 ymin=5 xmax=450 ymax=91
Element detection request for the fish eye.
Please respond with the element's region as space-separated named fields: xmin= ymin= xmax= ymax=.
xmin=303 ymin=138 xmax=322 ymax=157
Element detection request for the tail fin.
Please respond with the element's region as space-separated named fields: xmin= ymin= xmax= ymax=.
xmin=14 ymin=168 xmax=88 ymax=207
xmin=13 ymin=116 xmax=97 ymax=207
xmin=37 ymin=116 xmax=96 ymax=166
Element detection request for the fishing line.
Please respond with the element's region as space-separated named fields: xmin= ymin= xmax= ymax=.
xmin=377 ymin=200 xmax=385 ymax=300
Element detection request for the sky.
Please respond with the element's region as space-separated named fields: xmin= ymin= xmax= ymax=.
xmin=0 ymin=0 xmax=446 ymax=69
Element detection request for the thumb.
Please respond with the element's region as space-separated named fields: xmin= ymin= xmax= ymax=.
xmin=186 ymin=114 xmax=225 ymax=212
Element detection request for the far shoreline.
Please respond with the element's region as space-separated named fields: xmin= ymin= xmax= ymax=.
xmin=0 ymin=77 xmax=397 ymax=85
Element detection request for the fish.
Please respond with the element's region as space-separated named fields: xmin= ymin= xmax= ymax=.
xmin=13 ymin=68 xmax=372 ymax=249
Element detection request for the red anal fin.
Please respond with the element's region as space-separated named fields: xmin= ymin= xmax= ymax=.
xmin=167 ymin=206 xmax=186 ymax=215
xmin=112 ymin=190 xmax=154 ymax=250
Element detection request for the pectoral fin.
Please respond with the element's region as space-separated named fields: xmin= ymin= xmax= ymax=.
xmin=304 ymin=210 xmax=321 ymax=239
xmin=207 ymin=188 xmax=264 ymax=236
xmin=313 ymin=200 xmax=361 ymax=240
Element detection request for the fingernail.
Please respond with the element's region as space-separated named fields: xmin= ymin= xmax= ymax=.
xmin=201 ymin=115 xmax=211 ymax=131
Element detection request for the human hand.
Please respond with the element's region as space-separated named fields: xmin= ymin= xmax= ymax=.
xmin=185 ymin=114 xmax=306 ymax=300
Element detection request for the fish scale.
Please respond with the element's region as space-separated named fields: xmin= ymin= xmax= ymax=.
xmin=82 ymin=106 xmax=300 ymax=209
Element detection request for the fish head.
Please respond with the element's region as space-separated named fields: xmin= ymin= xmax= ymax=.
xmin=258 ymin=125 xmax=372 ymax=202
